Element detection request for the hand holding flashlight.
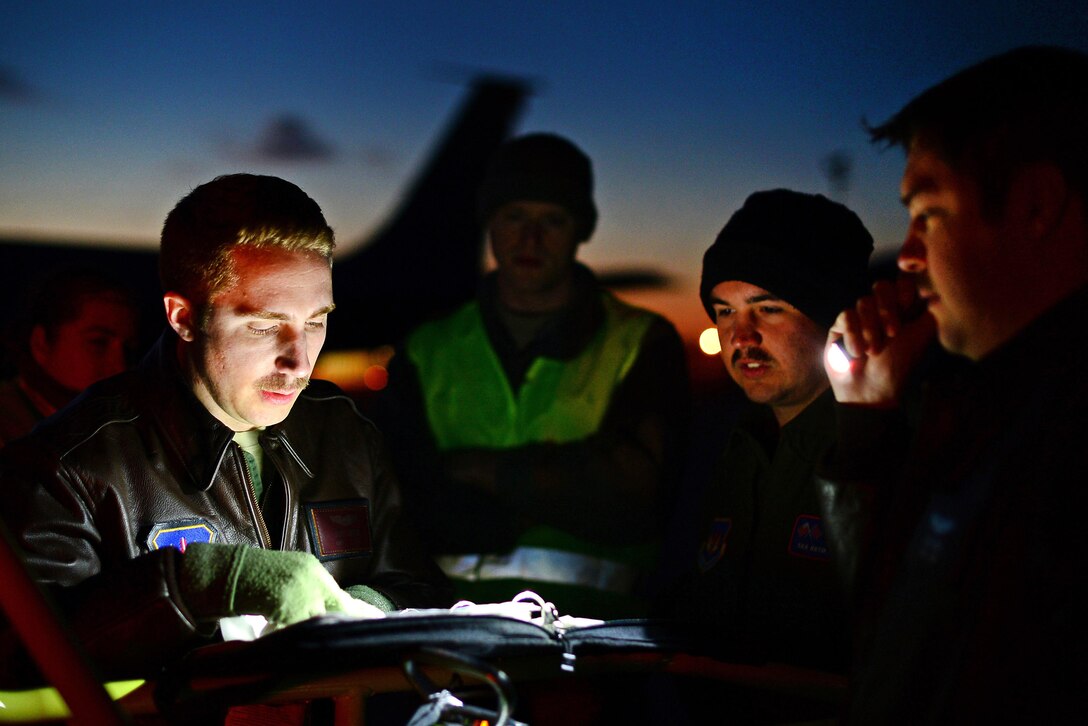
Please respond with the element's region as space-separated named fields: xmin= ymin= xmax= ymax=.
xmin=824 ymin=276 xmax=936 ymax=407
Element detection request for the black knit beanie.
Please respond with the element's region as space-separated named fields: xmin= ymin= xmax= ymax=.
xmin=699 ymin=189 xmax=874 ymax=329
xmin=477 ymin=133 xmax=598 ymax=241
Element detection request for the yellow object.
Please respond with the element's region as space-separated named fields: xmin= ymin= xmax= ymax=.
xmin=409 ymin=292 xmax=653 ymax=448
xmin=408 ymin=291 xmax=661 ymax=616
xmin=0 ymin=680 xmax=144 ymax=722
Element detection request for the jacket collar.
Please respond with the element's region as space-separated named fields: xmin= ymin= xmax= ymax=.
xmin=735 ymin=387 xmax=837 ymax=461
xmin=926 ymin=283 xmax=1088 ymax=422
xmin=135 ymin=330 xmax=234 ymax=492
xmin=135 ymin=329 xmax=312 ymax=492
xmin=973 ymin=282 xmax=1088 ymax=384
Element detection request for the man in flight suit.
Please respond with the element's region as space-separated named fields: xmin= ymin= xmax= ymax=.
xmin=675 ymin=189 xmax=873 ymax=675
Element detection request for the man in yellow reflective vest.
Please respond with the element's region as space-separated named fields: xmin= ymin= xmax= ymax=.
xmin=380 ymin=133 xmax=690 ymax=619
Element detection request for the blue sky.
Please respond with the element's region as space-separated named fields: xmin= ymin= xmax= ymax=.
xmin=3 ymin=1 xmax=1086 ymax=335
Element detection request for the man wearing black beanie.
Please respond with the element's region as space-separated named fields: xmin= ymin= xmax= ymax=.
xmin=669 ymin=189 xmax=872 ymax=698
xmin=381 ymin=133 xmax=690 ymax=620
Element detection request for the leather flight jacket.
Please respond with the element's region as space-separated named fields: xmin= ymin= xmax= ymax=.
xmin=1 ymin=331 xmax=449 ymax=681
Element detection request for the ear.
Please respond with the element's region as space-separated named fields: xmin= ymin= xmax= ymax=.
xmin=163 ymin=293 xmax=197 ymax=342
xmin=29 ymin=324 xmax=50 ymax=365
xmin=1006 ymin=163 xmax=1069 ymax=243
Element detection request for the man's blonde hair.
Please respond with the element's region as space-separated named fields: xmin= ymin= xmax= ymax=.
xmin=160 ymin=174 xmax=335 ymax=317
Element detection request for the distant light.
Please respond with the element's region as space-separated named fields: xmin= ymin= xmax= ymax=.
xmin=698 ymin=328 xmax=721 ymax=356
xmin=363 ymin=365 xmax=389 ymax=391
xmin=313 ymin=346 xmax=395 ymax=392
xmin=826 ymin=341 xmax=852 ymax=374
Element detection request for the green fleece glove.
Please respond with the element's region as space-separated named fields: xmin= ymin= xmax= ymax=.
xmin=179 ymin=542 xmax=382 ymax=626
xmin=344 ymin=584 xmax=396 ymax=612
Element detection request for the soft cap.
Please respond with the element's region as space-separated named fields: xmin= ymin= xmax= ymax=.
xmin=478 ymin=133 xmax=598 ymax=241
xmin=700 ymin=189 xmax=873 ymax=329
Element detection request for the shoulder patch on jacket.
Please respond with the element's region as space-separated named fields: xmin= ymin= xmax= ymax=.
xmin=147 ymin=518 xmax=218 ymax=552
xmin=698 ymin=517 xmax=732 ymax=572
xmin=305 ymin=498 xmax=372 ymax=561
xmin=788 ymin=514 xmax=830 ymax=560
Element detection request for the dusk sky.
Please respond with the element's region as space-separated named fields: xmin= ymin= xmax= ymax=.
xmin=3 ymin=1 xmax=1087 ymax=339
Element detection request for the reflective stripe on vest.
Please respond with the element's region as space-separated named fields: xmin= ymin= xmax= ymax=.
xmin=407 ymin=292 xmax=658 ymax=593
xmin=435 ymin=547 xmax=639 ymax=594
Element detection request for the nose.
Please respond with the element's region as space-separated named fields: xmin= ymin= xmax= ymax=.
xmin=728 ymin=314 xmax=762 ymax=349
xmin=275 ymin=328 xmax=311 ymax=375
xmin=897 ymin=226 xmax=927 ymax=274
xmin=518 ymin=218 xmax=546 ymax=246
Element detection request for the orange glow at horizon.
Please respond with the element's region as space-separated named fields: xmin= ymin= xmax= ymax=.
xmin=607 ymin=283 xmax=707 ymax=344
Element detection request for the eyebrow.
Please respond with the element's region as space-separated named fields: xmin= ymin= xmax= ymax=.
xmin=239 ymin=303 xmax=336 ymax=321
xmin=900 ymin=175 xmax=939 ymax=207
xmin=710 ymin=293 xmax=782 ymax=307
xmin=81 ymin=324 xmax=128 ymax=336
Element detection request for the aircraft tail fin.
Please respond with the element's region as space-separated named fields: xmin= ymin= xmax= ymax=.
xmin=328 ymin=77 xmax=530 ymax=350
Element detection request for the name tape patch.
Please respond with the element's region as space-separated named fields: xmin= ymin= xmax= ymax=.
xmin=305 ymin=499 xmax=372 ymax=561
xmin=788 ymin=514 xmax=830 ymax=560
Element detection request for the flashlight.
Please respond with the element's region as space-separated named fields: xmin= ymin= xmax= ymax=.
xmin=825 ymin=283 xmax=928 ymax=375
xmin=826 ymin=339 xmax=853 ymax=374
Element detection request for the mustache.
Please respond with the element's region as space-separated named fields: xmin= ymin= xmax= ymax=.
xmin=255 ymin=374 xmax=310 ymax=392
xmin=916 ymin=273 xmax=934 ymax=295
xmin=732 ymin=347 xmax=773 ymax=366
xmin=899 ymin=270 xmax=931 ymax=295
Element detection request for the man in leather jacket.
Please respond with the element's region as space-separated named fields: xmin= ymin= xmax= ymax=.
xmin=1 ymin=174 xmax=449 ymax=682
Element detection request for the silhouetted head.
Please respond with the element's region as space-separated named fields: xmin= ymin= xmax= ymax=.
xmin=478 ymin=133 xmax=598 ymax=242
xmin=160 ymin=174 xmax=335 ymax=324
xmin=880 ymin=46 xmax=1088 ymax=361
xmin=10 ymin=266 xmax=139 ymax=396
xmin=700 ymin=189 xmax=873 ymax=329
xmin=479 ymin=134 xmax=600 ymax=312
xmin=868 ymin=45 xmax=1088 ymax=220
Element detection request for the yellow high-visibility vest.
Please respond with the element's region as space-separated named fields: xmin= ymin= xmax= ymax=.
xmin=408 ymin=292 xmax=659 ymax=618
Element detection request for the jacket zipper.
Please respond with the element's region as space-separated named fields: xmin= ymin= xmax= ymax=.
xmin=264 ymin=432 xmax=296 ymax=545
xmin=269 ymin=455 xmax=292 ymax=548
xmin=236 ymin=445 xmax=272 ymax=549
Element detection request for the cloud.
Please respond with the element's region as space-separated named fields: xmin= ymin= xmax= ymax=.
xmin=209 ymin=115 xmax=401 ymax=170
xmin=254 ymin=116 xmax=335 ymax=162
xmin=0 ymin=66 xmax=37 ymax=104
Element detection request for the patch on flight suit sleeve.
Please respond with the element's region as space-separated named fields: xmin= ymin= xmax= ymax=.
xmin=147 ymin=518 xmax=218 ymax=552
xmin=788 ymin=514 xmax=830 ymax=560
xmin=304 ymin=498 xmax=373 ymax=561
xmin=697 ymin=517 xmax=732 ymax=572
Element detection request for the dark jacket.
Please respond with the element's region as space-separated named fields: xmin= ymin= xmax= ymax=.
xmin=668 ymin=390 xmax=850 ymax=672
xmin=818 ymin=286 xmax=1088 ymax=723
xmin=1 ymin=331 xmax=449 ymax=681
xmin=0 ymin=377 xmax=47 ymax=449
